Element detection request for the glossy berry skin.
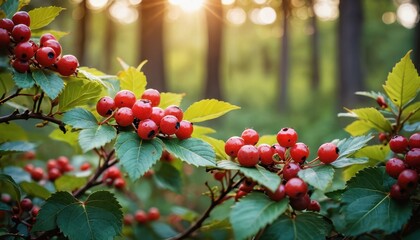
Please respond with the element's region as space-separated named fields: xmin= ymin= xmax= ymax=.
xmin=48 ymin=168 xmax=61 ymax=181
xmin=390 ymin=183 xmax=410 ymax=201
xmin=290 ymin=142 xmax=309 ymax=164
xmin=31 ymin=206 xmax=40 ymax=217
xmin=164 ymin=105 xmax=183 ymax=121
xmin=96 ymin=96 xmax=116 ymax=117
xmin=24 ymin=164 xmax=35 ymax=173
xmin=267 ymin=184 xmax=286 ymax=201
xmin=213 ymin=171 xmax=225 ymax=181
xmin=106 ymin=166 xmax=122 ymax=180
xmin=376 ymin=96 xmax=388 ymax=109
xmin=272 ymin=143 xmax=286 ymax=160
xmin=289 ymin=193 xmax=310 ymax=211
xmin=56 ymin=156 xmax=70 ymax=170
xmin=31 ymin=167 xmax=44 ymax=181
xmin=12 ymin=59 xmax=29 ymax=73
xmin=39 ymin=33 xmax=56 ymax=46
xmin=277 ymin=127 xmax=298 ymax=148
xmin=47 ymin=159 xmax=58 ymax=170
xmin=35 ymin=47 xmax=57 ymax=67
xmin=307 ymin=200 xmax=321 ymax=212
xmin=258 ymin=144 xmax=274 ymax=165
xmin=398 ymin=169 xmax=419 ymax=191
xmin=14 ymin=41 xmax=35 ymax=60
xmin=148 ymin=207 xmax=160 ymax=221
xmin=137 ymin=119 xmax=159 ymax=140
xmin=80 ymin=162 xmax=91 ymax=171
xmin=239 ymin=179 xmax=256 ymax=193
xmin=237 ymin=145 xmax=259 ymax=167
xmin=114 ymin=107 xmax=134 ymax=127
xmin=405 ymin=148 xmax=420 ymax=169
xmin=11 ymin=24 xmax=31 ymax=42
xmin=389 ymin=135 xmax=409 ymax=153
xmin=285 ymin=178 xmax=308 ymax=199
xmin=132 ymin=99 xmax=153 ymax=120
xmin=141 ymin=88 xmax=160 ymax=107
xmin=56 ymin=55 xmax=79 ymax=76
xmin=134 ymin=210 xmax=148 ymax=224
xmin=114 ymin=90 xmax=136 ymax=108
xmin=317 ymin=142 xmax=340 ymax=164
xmin=225 ymin=136 xmax=245 ymax=157
xmin=385 ymin=158 xmax=406 ymax=179
xmin=241 ymin=128 xmax=259 ymax=145
xmin=150 ymin=107 xmax=164 ymax=125
xmin=42 ymin=39 xmax=61 ymax=56
xmin=114 ymin=178 xmax=126 ymax=189
xmin=235 ymin=190 xmax=248 ymax=201
xmin=378 ymin=132 xmax=388 ymax=143
xmin=160 ymin=115 xmax=180 ymax=135
xmin=282 ymin=162 xmax=301 ymax=181
xmin=0 ymin=28 xmax=10 ymax=47
xmin=12 ymin=11 xmax=30 ymax=26
xmin=20 ymin=198 xmax=33 ymax=212
xmin=409 ymin=133 xmax=420 ymax=149
xmin=176 ymin=120 xmax=193 ymax=140
xmin=0 ymin=18 xmax=14 ymax=32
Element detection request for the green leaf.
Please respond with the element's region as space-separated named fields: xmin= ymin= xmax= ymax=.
xmin=115 ymin=132 xmax=163 ymax=180
xmin=217 ymin=160 xmax=280 ymax=192
xmin=54 ymin=175 xmax=87 ymax=192
xmin=402 ymin=101 xmax=420 ymax=123
xmin=336 ymin=135 xmax=374 ymax=158
xmin=260 ymin=212 xmax=331 ymax=240
xmin=149 ymin=222 xmax=177 ymax=239
xmin=330 ymin=157 xmax=369 ymax=168
xmin=341 ymin=167 xmax=412 ymax=236
xmin=49 ymin=127 xmax=80 ymax=151
xmin=159 ymin=92 xmax=184 ymax=109
xmin=0 ymin=174 xmax=21 ymax=202
xmin=0 ymin=0 xmax=18 ymax=18
xmin=298 ymin=165 xmax=334 ymax=191
xmin=0 ymin=122 xmax=27 ymax=142
xmin=153 ymin=162 xmax=182 ymax=193
xmin=0 ymin=141 xmax=35 ymax=152
xmin=12 ymin=70 xmax=35 ymax=89
xmin=383 ymin=50 xmax=420 ymax=108
xmin=58 ymin=79 xmax=102 ymax=112
xmin=62 ymin=108 xmax=98 ymax=129
xmin=184 ymin=99 xmax=240 ymax=123
xmin=202 ymin=199 xmax=234 ymax=230
xmin=33 ymin=191 xmax=122 ymax=240
xmin=163 ymin=138 xmax=216 ymax=167
xmin=230 ymin=192 xmax=288 ymax=240
xmin=28 ymin=6 xmax=65 ymax=30
xmin=79 ymin=125 xmax=116 ymax=152
xmin=20 ymin=181 xmax=51 ymax=200
xmin=32 ymin=69 xmax=64 ymax=99
xmin=118 ymin=67 xmax=146 ymax=96
xmin=344 ymin=120 xmax=372 ymax=136
xmin=199 ymin=135 xmax=228 ymax=160
xmin=346 ymin=108 xmax=392 ymax=133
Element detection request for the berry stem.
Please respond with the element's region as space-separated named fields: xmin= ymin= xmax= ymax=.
xmin=0 ymin=109 xmax=66 ymax=133
xmin=0 ymin=88 xmax=23 ymax=104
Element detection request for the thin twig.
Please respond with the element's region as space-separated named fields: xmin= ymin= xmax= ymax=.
xmin=0 ymin=88 xmax=22 ymax=104
xmin=0 ymin=109 xmax=66 ymax=133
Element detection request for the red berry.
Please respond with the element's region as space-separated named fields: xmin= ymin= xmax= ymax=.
xmin=150 ymin=107 xmax=164 ymax=125
xmin=132 ymin=99 xmax=152 ymax=120
xmin=405 ymin=148 xmax=420 ymax=169
xmin=239 ymin=179 xmax=256 ymax=193
xmin=258 ymin=144 xmax=274 ymax=165
xmin=11 ymin=24 xmax=31 ymax=42
xmin=141 ymin=88 xmax=160 ymax=107
xmin=164 ymin=105 xmax=183 ymax=121
xmin=80 ymin=162 xmax=91 ymax=171
xmin=213 ymin=171 xmax=225 ymax=181
xmin=390 ymin=183 xmax=410 ymax=201
xmin=106 ymin=166 xmax=121 ymax=180
xmin=31 ymin=167 xmax=44 ymax=181
xmin=48 ymin=168 xmax=61 ymax=181
xmin=277 ymin=127 xmax=298 ymax=148
xmin=114 ymin=107 xmax=134 ymax=127
xmin=24 ymin=164 xmax=35 ymax=173
xmin=285 ymin=178 xmax=307 ymax=199
xmin=20 ymin=198 xmax=33 ymax=211
xmin=289 ymin=193 xmax=310 ymax=211
xmin=47 ymin=159 xmax=58 ymax=170
xmin=282 ymin=162 xmax=301 ymax=181
xmin=39 ymin=33 xmax=56 ymax=46
xmin=409 ymin=133 xmax=420 ymax=149
xmin=176 ymin=120 xmax=193 ymax=140
xmin=0 ymin=28 xmax=10 ymax=47
xmin=237 ymin=145 xmax=259 ymax=167
xmin=267 ymin=184 xmax=286 ymax=201
xmin=114 ymin=178 xmax=126 ymax=189
xmin=241 ymin=128 xmax=259 ymax=145
xmin=12 ymin=11 xmax=30 ymax=26
xmin=378 ymin=132 xmax=389 ymax=143
xmin=114 ymin=90 xmax=136 ymax=108
xmin=123 ymin=214 xmax=134 ymax=225
xmin=135 ymin=210 xmax=148 ymax=224
xmin=137 ymin=119 xmax=159 ymax=140
xmin=0 ymin=18 xmax=14 ymax=32
xmin=35 ymin=47 xmax=57 ymax=67
xmin=41 ymin=39 xmax=61 ymax=56
xmin=31 ymin=206 xmax=40 ymax=217
xmin=56 ymin=156 xmax=70 ymax=171
xmin=14 ymin=41 xmax=35 ymax=60
xmin=385 ymin=158 xmax=406 ymax=179
xmin=96 ymin=96 xmax=116 ymax=117
xmin=397 ymin=169 xmax=419 ymax=191
xmin=272 ymin=143 xmax=286 ymax=160
xmin=307 ymin=200 xmax=321 ymax=212
xmin=235 ymin=190 xmax=248 ymax=201
xmin=376 ymin=96 xmax=388 ymax=109
xmin=56 ymin=54 xmax=79 ymax=76
xmin=389 ymin=135 xmax=409 ymax=153
xmin=160 ymin=115 xmax=180 ymax=135
xmin=160 ymin=150 xmax=175 ymax=162
xmin=147 ymin=207 xmax=160 ymax=221
xmin=22 ymin=151 xmax=36 ymax=160
xmin=224 ymin=136 xmax=245 ymax=157
xmin=317 ymin=142 xmax=340 ymax=164
xmin=290 ymin=142 xmax=310 ymax=164
xmin=12 ymin=59 xmax=29 ymax=73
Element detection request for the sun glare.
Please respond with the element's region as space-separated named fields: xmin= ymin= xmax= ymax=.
xmin=169 ymin=0 xmax=205 ymax=13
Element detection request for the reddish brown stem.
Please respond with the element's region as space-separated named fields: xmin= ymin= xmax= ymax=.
xmin=0 ymin=109 xmax=66 ymax=133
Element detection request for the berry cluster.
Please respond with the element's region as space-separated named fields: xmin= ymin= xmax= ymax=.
xmin=24 ymin=156 xmax=74 ymax=181
xmin=0 ymin=11 xmax=79 ymax=75
xmin=123 ymin=207 xmax=160 ymax=225
xmin=385 ymin=133 xmax=420 ymax=201
xmin=0 ymin=195 xmax=40 ymax=229
xmin=96 ymin=89 xmax=193 ymax=140
xmin=102 ymin=166 xmax=126 ymax=190
xmin=223 ymin=127 xmax=340 ymax=211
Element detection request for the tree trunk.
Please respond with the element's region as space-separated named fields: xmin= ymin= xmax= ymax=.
xmin=139 ymin=0 xmax=167 ymax=91
xmin=204 ymin=0 xmax=223 ymax=100
xmin=309 ymin=0 xmax=320 ymax=89
xmin=75 ymin=0 xmax=89 ymax=66
xmin=413 ymin=0 xmax=420 ymax=71
xmin=338 ymin=0 xmax=364 ymax=108
xmin=278 ymin=0 xmax=290 ymax=112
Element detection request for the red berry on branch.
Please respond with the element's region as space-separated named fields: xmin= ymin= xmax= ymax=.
xmin=114 ymin=90 xmax=136 ymax=108
xmin=390 ymin=183 xmax=410 ymax=201
xmin=237 ymin=144 xmax=259 ymax=167
xmin=160 ymin=115 xmax=180 ymax=135
xmin=14 ymin=41 xmax=36 ymax=60
xmin=12 ymin=59 xmax=30 ymax=73
xmin=307 ymin=199 xmax=321 ymax=212
xmin=132 ymin=99 xmax=152 ymax=120
xmin=141 ymin=88 xmax=161 ymax=107
xmin=150 ymin=107 xmax=164 ymax=125
xmin=176 ymin=120 xmax=193 ymax=140
xmin=277 ymin=127 xmax=298 ymax=148
xmin=282 ymin=162 xmax=301 ymax=181
xmin=20 ymin=198 xmax=33 ymax=212
xmin=389 ymin=135 xmax=409 ymax=154
xmin=409 ymin=133 xmax=420 ymax=149
xmin=39 ymin=33 xmax=56 ymax=46
xmin=213 ymin=171 xmax=226 ymax=181
xmin=134 ymin=210 xmax=148 ymax=224
xmin=0 ymin=28 xmax=10 ymax=47
xmin=41 ymin=39 xmax=61 ymax=56
xmin=385 ymin=158 xmax=406 ymax=179
xmin=289 ymin=193 xmax=310 ymax=211
xmin=137 ymin=119 xmax=159 ymax=140
xmin=241 ymin=128 xmax=259 ymax=145
xmin=31 ymin=167 xmax=44 ymax=181
xmin=397 ymin=169 xmax=419 ymax=191
xmin=225 ymin=136 xmax=245 ymax=158
xmin=12 ymin=11 xmax=30 ymax=26
xmin=35 ymin=47 xmax=57 ymax=67
xmin=80 ymin=162 xmax=91 ymax=171
xmin=376 ymin=96 xmax=388 ymax=109
xmin=164 ymin=105 xmax=183 ymax=121
xmin=285 ymin=178 xmax=307 ymax=199
xmin=147 ymin=207 xmax=160 ymax=221
xmin=56 ymin=54 xmax=79 ymax=76
xmin=114 ymin=178 xmax=126 ymax=189
xmin=96 ymin=96 xmax=116 ymax=117
xmin=114 ymin=107 xmax=134 ymax=127
xmin=317 ymin=142 xmax=339 ymax=164
xmin=405 ymin=148 xmax=420 ymax=169
xmin=267 ymin=184 xmax=286 ymax=202
xmin=11 ymin=24 xmax=31 ymax=42
xmin=0 ymin=18 xmax=14 ymax=32
xmin=48 ymin=168 xmax=61 ymax=181
xmin=106 ymin=166 xmax=122 ymax=180
xmin=239 ymin=179 xmax=256 ymax=193
xmin=258 ymin=143 xmax=274 ymax=165
xmin=272 ymin=143 xmax=286 ymax=160
xmin=290 ymin=142 xmax=310 ymax=164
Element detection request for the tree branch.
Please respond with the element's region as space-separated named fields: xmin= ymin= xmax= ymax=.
xmin=0 ymin=109 xmax=66 ymax=133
